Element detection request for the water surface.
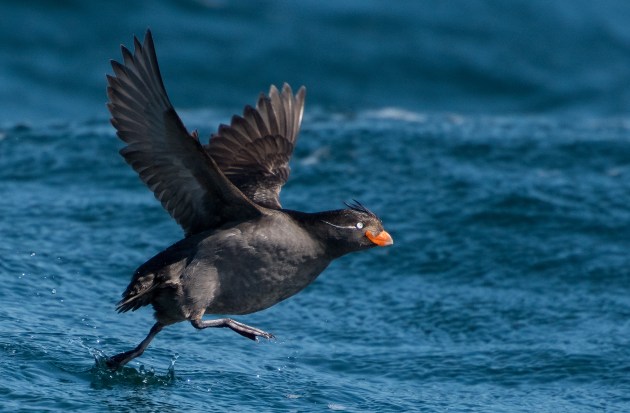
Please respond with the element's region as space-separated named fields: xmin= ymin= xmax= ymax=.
xmin=1 ymin=1 xmax=630 ymax=412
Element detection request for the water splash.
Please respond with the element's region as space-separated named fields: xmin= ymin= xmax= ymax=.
xmin=88 ymin=347 xmax=176 ymax=388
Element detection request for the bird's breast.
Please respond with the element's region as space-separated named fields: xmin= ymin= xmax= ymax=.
xmin=200 ymin=216 xmax=330 ymax=315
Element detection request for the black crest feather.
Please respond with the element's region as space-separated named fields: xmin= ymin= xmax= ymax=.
xmin=344 ymin=199 xmax=377 ymax=218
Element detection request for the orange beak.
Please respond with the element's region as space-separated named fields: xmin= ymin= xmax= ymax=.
xmin=365 ymin=230 xmax=394 ymax=247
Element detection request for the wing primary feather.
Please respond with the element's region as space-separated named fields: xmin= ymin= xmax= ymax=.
xmin=244 ymin=105 xmax=269 ymax=137
xmin=258 ymin=94 xmax=279 ymax=135
xmin=107 ymin=30 xmax=263 ymax=236
xmin=281 ymin=83 xmax=294 ymax=140
xmin=205 ymin=83 xmax=307 ymax=209
xmin=294 ymin=86 xmax=306 ymax=140
xmin=269 ymin=85 xmax=286 ymax=140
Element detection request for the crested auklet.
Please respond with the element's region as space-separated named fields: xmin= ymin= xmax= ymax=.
xmin=105 ymin=30 xmax=393 ymax=369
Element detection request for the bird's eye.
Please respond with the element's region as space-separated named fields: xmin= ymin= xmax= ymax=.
xmin=356 ymin=222 xmax=364 ymax=229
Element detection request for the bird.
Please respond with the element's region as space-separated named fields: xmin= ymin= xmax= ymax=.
xmin=104 ymin=30 xmax=393 ymax=370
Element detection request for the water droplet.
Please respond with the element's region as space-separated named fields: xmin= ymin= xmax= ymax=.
xmin=51 ymin=289 xmax=56 ymax=294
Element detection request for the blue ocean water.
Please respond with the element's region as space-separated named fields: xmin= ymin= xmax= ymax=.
xmin=1 ymin=1 xmax=630 ymax=412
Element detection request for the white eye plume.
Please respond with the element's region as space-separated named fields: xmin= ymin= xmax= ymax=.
xmin=322 ymin=220 xmax=364 ymax=230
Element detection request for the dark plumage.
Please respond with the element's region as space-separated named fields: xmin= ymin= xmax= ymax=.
xmin=105 ymin=30 xmax=393 ymax=369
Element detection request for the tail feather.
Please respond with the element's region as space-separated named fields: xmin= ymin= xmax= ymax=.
xmin=116 ymin=291 xmax=152 ymax=312
xmin=115 ymin=273 xmax=157 ymax=313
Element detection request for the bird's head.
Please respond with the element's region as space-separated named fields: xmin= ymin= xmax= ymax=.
xmin=318 ymin=200 xmax=393 ymax=257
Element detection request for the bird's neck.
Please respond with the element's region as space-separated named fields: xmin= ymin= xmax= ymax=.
xmin=282 ymin=209 xmax=355 ymax=259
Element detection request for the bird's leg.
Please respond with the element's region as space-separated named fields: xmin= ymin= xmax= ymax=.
xmin=106 ymin=322 xmax=164 ymax=370
xmin=191 ymin=318 xmax=274 ymax=341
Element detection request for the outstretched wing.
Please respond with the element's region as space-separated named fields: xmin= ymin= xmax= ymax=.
xmin=107 ymin=30 xmax=263 ymax=236
xmin=206 ymin=84 xmax=306 ymax=209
